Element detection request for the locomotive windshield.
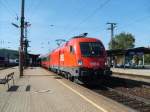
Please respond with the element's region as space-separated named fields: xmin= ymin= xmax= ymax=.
xmin=80 ymin=42 xmax=104 ymax=57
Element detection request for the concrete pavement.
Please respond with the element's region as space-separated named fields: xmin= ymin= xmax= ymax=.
xmin=0 ymin=67 xmax=136 ymax=112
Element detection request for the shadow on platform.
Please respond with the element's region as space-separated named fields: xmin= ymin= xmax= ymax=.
xmin=7 ymin=85 xmax=31 ymax=92
xmin=7 ymin=85 xmax=19 ymax=92
xmin=26 ymin=85 xmax=31 ymax=91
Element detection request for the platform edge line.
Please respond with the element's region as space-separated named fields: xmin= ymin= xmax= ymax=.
xmin=57 ymin=79 xmax=108 ymax=112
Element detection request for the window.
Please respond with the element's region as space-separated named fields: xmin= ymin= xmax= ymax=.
xmin=70 ymin=46 xmax=74 ymax=54
xmin=80 ymin=42 xmax=104 ymax=57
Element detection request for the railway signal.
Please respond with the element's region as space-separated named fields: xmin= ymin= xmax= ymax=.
xmin=11 ymin=23 xmax=19 ymax=28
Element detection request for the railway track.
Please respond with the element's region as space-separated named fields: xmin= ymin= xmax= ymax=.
xmin=85 ymin=77 xmax=150 ymax=112
xmin=112 ymin=72 xmax=150 ymax=83
xmin=47 ymin=68 xmax=150 ymax=111
xmin=0 ymin=67 xmax=10 ymax=70
xmin=93 ymin=86 xmax=150 ymax=112
xmin=0 ymin=66 xmax=17 ymax=70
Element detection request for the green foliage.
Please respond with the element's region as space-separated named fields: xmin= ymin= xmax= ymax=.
xmin=145 ymin=54 xmax=150 ymax=64
xmin=41 ymin=57 xmax=48 ymax=61
xmin=109 ymin=32 xmax=135 ymax=50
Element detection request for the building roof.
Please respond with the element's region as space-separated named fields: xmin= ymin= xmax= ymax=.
xmin=28 ymin=54 xmax=40 ymax=58
xmin=107 ymin=47 xmax=150 ymax=56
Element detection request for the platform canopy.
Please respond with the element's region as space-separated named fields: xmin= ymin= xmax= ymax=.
xmin=106 ymin=47 xmax=150 ymax=68
xmin=107 ymin=47 xmax=150 ymax=56
xmin=28 ymin=54 xmax=40 ymax=67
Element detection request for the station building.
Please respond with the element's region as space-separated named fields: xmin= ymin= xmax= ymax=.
xmin=28 ymin=54 xmax=40 ymax=66
xmin=107 ymin=47 xmax=150 ymax=68
xmin=0 ymin=49 xmax=40 ymax=67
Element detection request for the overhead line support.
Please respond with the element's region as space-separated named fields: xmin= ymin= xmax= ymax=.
xmin=107 ymin=22 xmax=117 ymax=49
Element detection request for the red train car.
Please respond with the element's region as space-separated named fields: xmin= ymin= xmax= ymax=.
xmin=41 ymin=55 xmax=50 ymax=69
xmin=42 ymin=35 xmax=111 ymax=82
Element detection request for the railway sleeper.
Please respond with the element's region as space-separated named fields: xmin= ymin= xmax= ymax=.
xmin=142 ymin=105 xmax=150 ymax=108
xmin=127 ymin=102 xmax=145 ymax=108
xmin=102 ymin=92 xmax=121 ymax=97
xmin=115 ymin=97 xmax=131 ymax=102
xmin=107 ymin=87 xmax=150 ymax=105
xmin=123 ymin=99 xmax=137 ymax=104
xmin=142 ymin=106 xmax=150 ymax=112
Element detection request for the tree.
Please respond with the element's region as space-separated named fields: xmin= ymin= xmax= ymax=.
xmin=109 ymin=32 xmax=135 ymax=50
xmin=145 ymin=54 xmax=150 ymax=64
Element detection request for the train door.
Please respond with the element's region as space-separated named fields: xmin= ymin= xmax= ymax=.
xmin=59 ymin=50 xmax=64 ymax=69
xmin=48 ymin=55 xmax=51 ymax=70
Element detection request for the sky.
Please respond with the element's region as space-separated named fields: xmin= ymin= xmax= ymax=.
xmin=0 ymin=0 xmax=150 ymax=55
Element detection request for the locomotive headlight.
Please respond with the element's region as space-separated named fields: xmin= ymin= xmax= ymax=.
xmin=78 ymin=59 xmax=83 ymax=66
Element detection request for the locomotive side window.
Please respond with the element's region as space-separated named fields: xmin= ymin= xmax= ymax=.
xmin=80 ymin=42 xmax=103 ymax=57
xmin=70 ymin=46 xmax=74 ymax=54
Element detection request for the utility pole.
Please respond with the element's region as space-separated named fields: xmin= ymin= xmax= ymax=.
xmin=107 ymin=22 xmax=117 ymax=49
xmin=24 ymin=22 xmax=31 ymax=67
xmin=19 ymin=0 xmax=25 ymax=77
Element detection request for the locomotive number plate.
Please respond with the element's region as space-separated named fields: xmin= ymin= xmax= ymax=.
xmin=90 ymin=62 xmax=99 ymax=66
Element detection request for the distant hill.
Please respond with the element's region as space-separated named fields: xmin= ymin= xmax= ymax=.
xmin=0 ymin=49 xmax=19 ymax=59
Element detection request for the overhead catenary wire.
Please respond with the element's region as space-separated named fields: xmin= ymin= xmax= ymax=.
xmin=119 ymin=15 xmax=150 ymax=30
xmin=0 ymin=0 xmax=18 ymax=19
xmin=5 ymin=0 xmax=18 ymax=16
xmin=62 ymin=0 xmax=90 ymax=33
xmin=27 ymin=0 xmax=43 ymax=19
xmin=63 ymin=0 xmax=111 ymax=38
xmin=76 ymin=0 xmax=111 ymax=26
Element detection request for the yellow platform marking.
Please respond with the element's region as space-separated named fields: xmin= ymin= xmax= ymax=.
xmin=57 ymin=80 xmax=108 ymax=112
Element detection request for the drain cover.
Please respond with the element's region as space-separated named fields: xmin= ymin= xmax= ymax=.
xmin=34 ymin=89 xmax=51 ymax=93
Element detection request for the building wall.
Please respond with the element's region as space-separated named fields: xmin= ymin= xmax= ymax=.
xmin=116 ymin=55 xmax=124 ymax=65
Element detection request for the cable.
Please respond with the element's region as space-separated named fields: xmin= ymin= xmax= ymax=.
xmin=0 ymin=0 xmax=17 ymax=18
xmin=119 ymin=15 xmax=150 ymax=30
xmin=5 ymin=0 xmax=18 ymax=16
xmin=26 ymin=0 xmax=37 ymax=16
xmin=28 ymin=0 xmax=42 ymax=18
xmin=62 ymin=0 xmax=93 ymax=33
xmin=77 ymin=0 xmax=111 ymax=26
xmin=63 ymin=0 xmax=111 ymax=38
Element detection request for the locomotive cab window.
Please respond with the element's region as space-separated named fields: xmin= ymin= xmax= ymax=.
xmin=80 ymin=42 xmax=103 ymax=57
xmin=70 ymin=45 xmax=74 ymax=54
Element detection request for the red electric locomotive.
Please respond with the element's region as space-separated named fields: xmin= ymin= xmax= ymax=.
xmin=42 ymin=34 xmax=111 ymax=82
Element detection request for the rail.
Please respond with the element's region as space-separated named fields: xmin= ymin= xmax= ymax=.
xmin=112 ymin=71 xmax=150 ymax=83
xmin=91 ymin=85 xmax=150 ymax=112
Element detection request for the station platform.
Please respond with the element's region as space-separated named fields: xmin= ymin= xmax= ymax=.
xmin=0 ymin=67 xmax=135 ymax=112
xmin=111 ymin=68 xmax=150 ymax=82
